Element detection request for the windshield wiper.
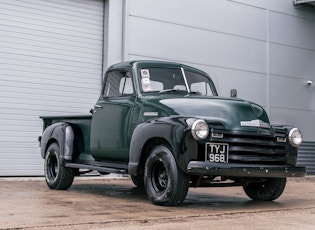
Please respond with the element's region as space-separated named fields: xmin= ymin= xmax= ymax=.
xmin=159 ymin=89 xmax=188 ymax=94
xmin=190 ymin=91 xmax=202 ymax=95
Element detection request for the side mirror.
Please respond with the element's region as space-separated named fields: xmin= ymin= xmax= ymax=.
xmin=230 ymin=89 xmax=237 ymax=98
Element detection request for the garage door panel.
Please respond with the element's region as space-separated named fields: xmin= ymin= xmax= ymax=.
xmin=0 ymin=79 xmax=98 ymax=95
xmin=1 ymin=32 xmax=102 ymax=55
xmin=1 ymin=40 xmax=103 ymax=63
xmin=0 ymin=86 xmax=97 ymax=103
xmin=0 ymin=60 xmax=101 ymax=78
xmin=0 ymin=0 xmax=104 ymax=22
xmin=0 ymin=69 xmax=100 ymax=83
xmin=0 ymin=18 xmax=103 ymax=40
xmin=0 ymin=0 xmax=104 ymax=176
xmin=0 ymin=24 xmax=103 ymax=46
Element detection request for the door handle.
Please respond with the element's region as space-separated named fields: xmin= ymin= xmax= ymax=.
xmin=90 ymin=104 xmax=103 ymax=114
xmin=94 ymin=105 xmax=103 ymax=109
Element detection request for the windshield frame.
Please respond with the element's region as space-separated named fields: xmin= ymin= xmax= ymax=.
xmin=181 ymin=67 xmax=191 ymax=94
xmin=137 ymin=66 xmax=218 ymax=96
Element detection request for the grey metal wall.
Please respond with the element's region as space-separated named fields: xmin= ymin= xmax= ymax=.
xmin=298 ymin=142 xmax=315 ymax=175
xmin=269 ymin=1 xmax=315 ymax=174
xmin=123 ymin=0 xmax=315 ymax=174
xmin=268 ymin=1 xmax=315 ymax=141
xmin=124 ymin=0 xmax=315 ymax=138
xmin=125 ymin=0 xmax=269 ymax=107
xmin=0 ymin=0 xmax=104 ymax=176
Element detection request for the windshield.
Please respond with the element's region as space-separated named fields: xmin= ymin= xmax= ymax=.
xmin=139 ymin=67 xmax=216 ymax=96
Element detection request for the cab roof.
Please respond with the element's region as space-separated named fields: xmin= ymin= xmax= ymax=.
xmin=107 ymin=60 xmax=208 ymax=76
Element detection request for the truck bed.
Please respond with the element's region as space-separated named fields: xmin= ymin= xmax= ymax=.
xmin=40 ymin=115 xmax=92 ymax=129
xmin=40 ymin=114 xmax=92 ymax=152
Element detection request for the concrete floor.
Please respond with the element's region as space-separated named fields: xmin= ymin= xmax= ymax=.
xmin=0 ymin=176 xmax=314 ymax=229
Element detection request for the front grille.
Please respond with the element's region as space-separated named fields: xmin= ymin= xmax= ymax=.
xmin=201 ymin=129 xmax=288 ymax=165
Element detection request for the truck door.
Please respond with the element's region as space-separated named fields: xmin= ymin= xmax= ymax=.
xmin=90 ymin=70 xmax=136 ymax=163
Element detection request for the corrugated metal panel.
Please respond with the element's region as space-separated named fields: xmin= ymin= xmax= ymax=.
xmin=0 ymin=0 xmax=104 ymax=176
xmin=297 ymin=142 xmax=315 ymax=175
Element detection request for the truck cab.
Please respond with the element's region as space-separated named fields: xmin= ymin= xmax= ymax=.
xmin=39 ymin=60 xmax=305 ymax=206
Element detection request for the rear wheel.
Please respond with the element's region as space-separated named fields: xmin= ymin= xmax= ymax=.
xmin=44 ymin=143 xmax=75 ymax=190
xmin=144 ymin=145 xmax=189 ymax=206
xmin=243 ymin=178 xmax=286 ymax=201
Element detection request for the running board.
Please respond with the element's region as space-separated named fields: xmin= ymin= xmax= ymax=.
xmin=65 ymin=163 xmax=127 ymax=174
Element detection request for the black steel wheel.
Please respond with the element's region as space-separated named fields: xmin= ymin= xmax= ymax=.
xmin=44 ymin=143 xmax=75 ymax=190
xmin=144 ymin=145 xmax=189 ymax=206
xmin=243 ymin=178 xmax=287 ymax=201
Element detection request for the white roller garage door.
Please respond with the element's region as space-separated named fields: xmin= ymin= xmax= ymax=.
xmin=0 ymin=0 xmax=104 ymax=176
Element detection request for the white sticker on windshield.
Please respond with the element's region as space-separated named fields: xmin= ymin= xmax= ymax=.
xmin=141 ymin=69 xmax=152 ymax=91
xmin=142 ymin=77 xmax=150 ymax=85
xmin=141 ymin=69 xmax=150 ymax=78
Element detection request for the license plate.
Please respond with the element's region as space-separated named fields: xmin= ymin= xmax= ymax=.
xmin=206 ymin=142 xmax=229 ymax=163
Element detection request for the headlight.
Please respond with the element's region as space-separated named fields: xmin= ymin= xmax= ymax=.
xmin=191 ymin=119 xmax=209 ymax=140
xmin=289 ymin=128 xmax=302 ymax=147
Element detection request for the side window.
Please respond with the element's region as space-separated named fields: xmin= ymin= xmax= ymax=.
xmin=103 ymin=71 xmax=134 ymax=97
xmin=191 ymin=82 xmax=212 ymax=96
xmin=120 ymin=75 xmax=134 ymax=95
xmin=185 ymin=71 xmax=214 ymax=96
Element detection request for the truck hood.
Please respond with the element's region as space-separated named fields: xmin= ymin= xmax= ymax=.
xmin=142 ymin=95 xmax=271 ymax=131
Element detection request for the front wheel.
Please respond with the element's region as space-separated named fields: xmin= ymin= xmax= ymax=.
xmin=131 ymin=175 xmax=144 ymax=188
xmin=44 ymin=143 xmax=75 ymax=190
xmin=144 ymin=145 xmax=189 ymax=206
xmin=243 ymin=178 xmax=286 ymax=201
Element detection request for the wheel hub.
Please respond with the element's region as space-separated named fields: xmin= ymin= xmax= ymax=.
xmin=152 ymin=161 xmax=168 ymax=192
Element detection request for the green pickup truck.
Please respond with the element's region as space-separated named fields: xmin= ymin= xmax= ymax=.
xmin=39 ymin=60 xmax=305 ymax=206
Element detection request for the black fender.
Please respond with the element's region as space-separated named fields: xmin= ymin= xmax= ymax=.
xmin=128 ymin=116 xmax=199 ymax=176
xmin=40 ymin=122 xmax=74 ymax=163
xmin=272 ymin=125 xmax=299 ymax=166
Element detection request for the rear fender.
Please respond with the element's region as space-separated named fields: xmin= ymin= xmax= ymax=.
xmin=40 ymin=122 xmax=74 ymax=162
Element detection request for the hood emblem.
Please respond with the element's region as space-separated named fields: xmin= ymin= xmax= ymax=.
xmin=143 ymin=112 xmax=158 ymax=117
xmin=240 ymin=119 xmax=270 ymax=128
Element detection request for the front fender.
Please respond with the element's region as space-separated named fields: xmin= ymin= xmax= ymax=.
xmin=128 ymin=116 xmax=198 ymax=176
xmin=40 ymin=122 xmax=74 ymax=162
xmin=272 ymin=125 xmax=300 ymax=166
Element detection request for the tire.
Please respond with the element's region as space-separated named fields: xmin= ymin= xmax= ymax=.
xmin=44 ymin=143 xmax=75 ymax=190
xmin=144 ymin=145 xmax=189 ymax=206
xmin=243 ymin=178 xmax=287 ymax=201
xmin=131 ymin=175 xmax=144 ymax=188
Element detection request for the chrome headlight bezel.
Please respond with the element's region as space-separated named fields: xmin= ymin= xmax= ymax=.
xmin=191 ymin=119 xmax=209 ymax=140
xmin=288 ymin=128 xmax=302 ymax=147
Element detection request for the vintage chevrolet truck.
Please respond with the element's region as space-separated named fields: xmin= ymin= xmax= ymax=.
xmin=39 ymin=60 xmax=305 ymax=206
